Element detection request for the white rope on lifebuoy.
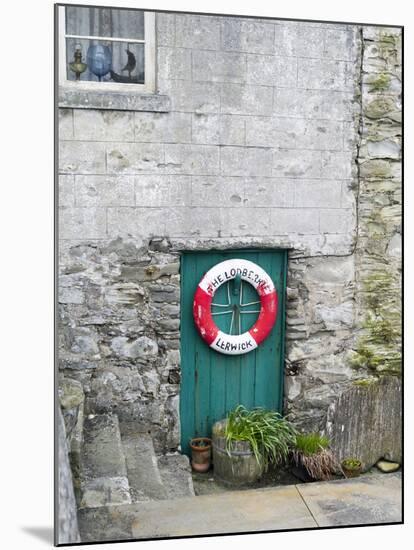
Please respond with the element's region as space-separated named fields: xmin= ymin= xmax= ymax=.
xmin=193 ymin=259 xmax=278 ymax=355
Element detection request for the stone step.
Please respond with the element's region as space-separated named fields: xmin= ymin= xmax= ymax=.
xmin=157 ymin=453 xmax=195 ymax=499
xmin=120 ymin=432 xmax=167 ymax=502
xmin=79 ymin=414 xmax=131 ymax=509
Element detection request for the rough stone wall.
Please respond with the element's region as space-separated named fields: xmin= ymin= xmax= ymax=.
xmin=351 ymin=26 xmax=402 ymax=375
xmin=59 ymin=238 xmax=182 ymax=451
xmin=283 ymin=254 xmax=358 ymax=430
xmin=58 ymin=12 xmax=400 ymax=449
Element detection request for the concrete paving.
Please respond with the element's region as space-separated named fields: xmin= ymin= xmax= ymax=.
xmin=298 ymin=472 xmax=402 ymax=527
xmin=78 ymin=472 xmax=402 ymax=542
xmin=131 ymin=485 xmax=316 ymax=538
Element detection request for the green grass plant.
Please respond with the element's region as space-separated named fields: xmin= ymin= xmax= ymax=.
xmin=224 ymin=405 xmax=297 ymax=471
xmin=293 ymin=432 xmax=338 ymax=481
xmin=295 ymin=432 xmax=330 ymax=455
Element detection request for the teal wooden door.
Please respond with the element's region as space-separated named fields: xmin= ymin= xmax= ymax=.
xmin=180 ymin=249 xmax=287 ymax=456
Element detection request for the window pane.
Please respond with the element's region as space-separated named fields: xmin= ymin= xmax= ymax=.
xmin=65 ymin=6 xmax=145 ymax=40
xmin=66 ymin=38 xmax=144 ymax=83
xmin=111 ymin=42 xmax=145 ymax=83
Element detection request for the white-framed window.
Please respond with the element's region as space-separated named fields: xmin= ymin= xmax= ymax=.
xmin=58 ymin=5 xmax=155 ymax=93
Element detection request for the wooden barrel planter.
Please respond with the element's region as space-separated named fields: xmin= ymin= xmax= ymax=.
xmin=212 ymin=420 xmax=263 ymax=486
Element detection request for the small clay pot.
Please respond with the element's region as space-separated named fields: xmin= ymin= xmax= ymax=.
xmin=190 ymin=437 xmax=212 ymax=473
xmin=341 ymin=460 xmax=362 ymax=478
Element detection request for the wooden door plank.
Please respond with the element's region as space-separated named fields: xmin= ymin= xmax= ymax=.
xmin=207 ymin=251 xmax=228 ymax=429
xmin=179 ymin=253 xmax=197 ymax=455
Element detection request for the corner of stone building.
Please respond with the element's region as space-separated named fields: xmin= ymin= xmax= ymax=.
xmin=320 ymin=25 xmax=402 ymax=464
xmin=284 ymin=24 xmax=401 ymax=439
xmin=352 ymin=24 xmax=402 ymax=378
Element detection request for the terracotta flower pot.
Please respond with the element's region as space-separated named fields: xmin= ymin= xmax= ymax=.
xmin=190 ymin=437 xmax=212 ymax=473
xmin=341 ymin=459 xmax=362 ymax=478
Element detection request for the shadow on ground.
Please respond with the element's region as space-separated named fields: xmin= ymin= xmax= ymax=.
xmin=192 ymin=463 xmax=305 ymax=495
xmin=21 ymin=526 xmax=54 ymax=544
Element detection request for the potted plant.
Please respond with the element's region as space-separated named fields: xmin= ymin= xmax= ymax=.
xmin=341 ymin=458 xmax=362 ymax=478
xmin=212 ymin=405 xmax=297 ymax=486
xmin=189 ymin=437 xmax=212 ymax=473
xmin=292 ymin=433 xmax=338 ymax=482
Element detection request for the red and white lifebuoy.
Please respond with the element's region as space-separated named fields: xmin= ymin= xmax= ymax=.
xmin=193 ymin=259 xmax=278 ymax=355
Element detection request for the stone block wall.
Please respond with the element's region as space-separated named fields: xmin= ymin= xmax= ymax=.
xmin=58 ymin=12 xmax=401 ymax=449
xmin=59 ymin=16 xmax=360 ymax=246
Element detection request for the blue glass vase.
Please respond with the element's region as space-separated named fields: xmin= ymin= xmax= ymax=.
xmin=87 ymin=44 xmax=112 ymax=81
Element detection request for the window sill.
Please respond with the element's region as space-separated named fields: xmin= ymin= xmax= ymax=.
xmin=58 ymin=86 xmax=171 ymax=112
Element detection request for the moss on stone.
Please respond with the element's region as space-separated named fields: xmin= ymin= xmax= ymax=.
xmin=352 ymin=378 xmax=378 ymax=387
xmin=366 ymin=221 xmax=386 ymax=238
xmin=364 ymin=317 xmax=400 ymax=344
xmin=352 ymin=28 xmax=402 ymax=379
xmin=351 ymin=342 xmax=382 ymax=370
xmin=352 ymin=270 xmax=401 ymax=376
xmin=368 ymin=73 xmax=391 ymax=91
xmin=379 ymin=33 xmax=398 ymax=46
xmin=59 ymin=378 xmax=84 ymax=409
xmin=365 ymin=97 xmax=395 ymax=120
xmin=375 ymin=355 xmax=401 ymax=374
xmin=378 ymin=32 xmax=400 ymax=55
xmin=363 ymin=272 xmax=394 ymax=311
xmin=351 ymin=339 xmax=401 ymax=374
xmin=360 ymin=160 xmax=391 ymax=179
xmin=366 ymin=135 xmax=385 ymax=143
